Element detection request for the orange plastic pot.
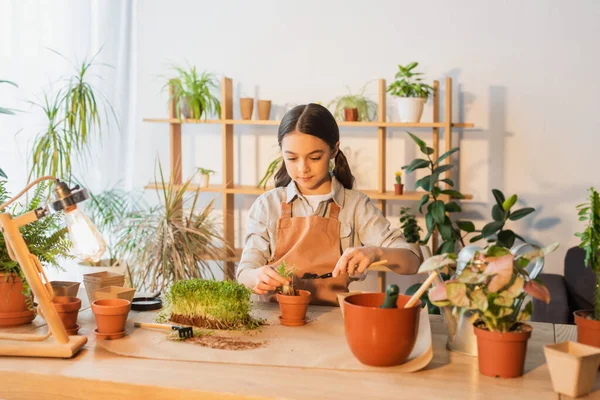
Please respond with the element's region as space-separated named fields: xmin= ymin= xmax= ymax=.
xmin=343 ymin=293 xmax=420 ymax=366
xmin=277 ymin=290 xmax=311 ymax=326
xmin=344 ymin=108 xmax=358 ymax=122
xmin=0 ymin=274 xmax=34 ymax=326
xmin=474 ymin=322 xmax=532 ymax=378
xmin=574 ymin=310 xmax=600 ymax=348
xmin=92 ymin=298 xmax=131 ymax=334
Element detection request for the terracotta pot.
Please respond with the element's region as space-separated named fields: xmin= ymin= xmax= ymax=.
xmin=52 ymin=296 xmax=81 ymax=332
xmin=258 ymin=100 xmax=272 ymax=120
xmin=276 ymin=290 xmax=311 ymax=326
xmin=240 ymin=98 xmax=254 ymax=120
xmin=574 ymin=310 xmax=600 ymax=348
xmin=92 ymin=298 xmax=131 ymax=334
xmin=544 ymin=341 xmax=600 ymax=398
xmin=0 ymin=273 xmax=35 ymax=327
xmin=394 ymin=183 xmax=404 ymax=195
xmin=343 ymin=293 xmax=420 ymax=366
xmin=344 ymin=108 xmax=358 ymax=122
xmin=473 ymin=322 xmax=532 ymax=378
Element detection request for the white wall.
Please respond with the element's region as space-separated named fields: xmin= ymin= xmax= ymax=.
xmin=134 ymin=0 xmax=600 ymax=285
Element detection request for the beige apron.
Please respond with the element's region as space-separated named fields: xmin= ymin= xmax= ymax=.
xmin=270 ymin=195 xmax=348 ymax=306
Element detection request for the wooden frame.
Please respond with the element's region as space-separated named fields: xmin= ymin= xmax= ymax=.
xmin=144 ymin=77 xmax=474 ymax=290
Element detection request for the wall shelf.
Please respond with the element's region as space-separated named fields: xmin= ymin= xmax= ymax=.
xmin=143 ymin=77 xmax=474 ymax=290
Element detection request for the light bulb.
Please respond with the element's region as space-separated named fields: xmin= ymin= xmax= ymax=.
xmin=63 ymin=206 xmax=106 ymax=262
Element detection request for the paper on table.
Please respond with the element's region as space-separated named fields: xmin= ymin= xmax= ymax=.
xmin=97 ymin=302 xmax=432 ymax=373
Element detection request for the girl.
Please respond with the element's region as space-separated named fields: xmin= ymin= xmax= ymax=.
xmin=236 ymin=103 xmax=421 ymax=305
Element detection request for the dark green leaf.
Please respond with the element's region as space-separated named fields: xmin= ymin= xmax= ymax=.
xmin=407 ymin=132 xmax=426 ymax=148
xmin=417 ymin=194 xmax=429 ymax=214
xmin=404 ymin=158 xmax=430 ymax=173
xmin=456 ymin=221 xmax=475 ymax=232
xmin=470 ymin=234 xmax=484 ymax=243
xmin=433 ymin=164 xmax=454 ymax=174
xmin=441 ymin=190 xmax=465 ymax=199
xmin=497 ymin=230 xmax=516 ymax=248
xmin=0 ymin=168 xmax=6 ymax=179
xmin=445 ymin=202 xmax=462 ymax=213
xmin=438 ymin=240 xmax=456 ymax=254
xmin=492 ymin=204 xmax=505 ymax=222
xmin=415 ymin=176 xmax=431 ymax=191
xmin=434 ymin=147 xmax=459 ymax=165
xmin=509 ymin=207 xmax=535 ymax=221
xmin=420 ymin=146 xmax=435 ymax=155
xmin=438 ymin=218 xmax=454 ymax=241
xmin=439 ymin=178 xmax=454 ymax=187
xmin=432 ymin=201 xmax=446 ymax=225
xmin=492 ymin=189 xmax=505 ymax=208
xmin=482 ymin=221 xmax=504 ymax=238
xmin=426 ymin=212 xmax=434 ymax=232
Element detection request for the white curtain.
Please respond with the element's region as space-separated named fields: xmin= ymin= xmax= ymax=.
xmin=0 ymin=0 xmax=137 ymax=195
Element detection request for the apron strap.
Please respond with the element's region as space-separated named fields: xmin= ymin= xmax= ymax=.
xmin=281 ymin=193 xmax=292 ymax=218
xmin=328 ymin=202 xmax=340 ymax=220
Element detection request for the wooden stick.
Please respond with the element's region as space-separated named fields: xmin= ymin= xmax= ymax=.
xmin=404 ymin=272 xmax=439 ymax=308
xmin=134 ymin=322 xmax=176 ymax=331
xmin=369 ymin=259 xmax=388 ymax=269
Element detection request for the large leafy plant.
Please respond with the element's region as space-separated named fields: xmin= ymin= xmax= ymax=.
xmin=117 ymin=159 xmax=227 ymax=292
xmin=575 ymin=187 xmax=600 ymax=321
xmin=402 ymin=132 xmax=473 ymax=254
xmin=399 ymin=207 xmax=421 ymax=244
xmin=166 ymin=65 xmax=221 ymax=120
xmin=327 ymin=82 xmax=377 ymax=121
xmin=387 ymin=62 xmax=434 ymax=99
xmin=421 ymin=244 xmax=557 ymax=332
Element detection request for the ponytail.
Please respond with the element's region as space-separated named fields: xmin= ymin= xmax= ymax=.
xmin=274 ymin=160 xmax=292 ymax=188
xmin=333 ymin=150 xmax=354 ymax=189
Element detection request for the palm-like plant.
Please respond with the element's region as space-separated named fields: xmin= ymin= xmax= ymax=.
xmin=117 ymin=159 xmax=228 ymax=292
xmin=166 ymin=65 xmax=221 ymax=120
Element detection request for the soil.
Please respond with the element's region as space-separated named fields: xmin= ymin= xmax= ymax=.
xmin=474 ymin=320 xmax=532 ymax=333
xmin=184 ymin=335 xmax=266 ymax=350
xmin=170 ymin=313 xmax=263 ymax=330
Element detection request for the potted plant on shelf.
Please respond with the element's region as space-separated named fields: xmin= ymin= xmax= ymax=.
xmin=387 ymin=62 xmax=433 ymax=123
xmin=327 ymin=82 xmax=377 ymax=122
xmin=117 ymin=159 xmax=228 ymax=292
xmin=158 ymin=278 xmax=262 ymax=330
xmin=165 ymin=65 xmax=221 ymax=120
xmin=275 ymin=261 xmax=311 ymax=326
xmin=394 ymin=171 xmax=404 ymax=195
xmin=574 ymin=187 xmax=600 ymax=348
xmin=196 ymin=167 xmax=216 ymax=188
xmin=423 ymin=244 xmax=558 ymax=378
xmin=0 ymin=179 xmax=72 ymax=326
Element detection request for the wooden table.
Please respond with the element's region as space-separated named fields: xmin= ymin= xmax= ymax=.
xmin=0 ymin=300 xmax=599 ymax=400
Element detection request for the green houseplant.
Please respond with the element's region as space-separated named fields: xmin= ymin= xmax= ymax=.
xmin=166 ymin=65 xmax=221 ymax=120
xmin=117 ymin=159 xmax=227 ymax=292
xmin=387 ymin=62 xmax=433 ymax=123
xmin=274 ymin=261 xmax=311 ymax=326
xmin=421 ymin=244 xmax=557 ymax=378
xmin=574 ymin=187 xmax=600 ymax=348
xmin=159 ymin=278 xmax=261 ymax=330
xmin=196 ymin=167 xmax=216 ymax=188
xmin=327 ymin=82 xmax=377 ymax=122
xmin=394 ymin=171 xmax=404 ymax=195
xmin=0 ymin=179 xmax=71 ymax=326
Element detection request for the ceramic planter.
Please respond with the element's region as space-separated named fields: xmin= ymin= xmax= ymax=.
xmin=473 ymin=322 xmax=532 ymax=378
xmin=92 ymin=298 xmax=131 ymax=338
xmin=92 ymin=286 xmax=136 ymax=303
xmin=258 ymin=100 xmax=272 ymax=120
xmin=276 ymin=290 xmax=311 ymax=326
xmin=83 ymin=271 xmax=125 ymax=304
xmin=240 ymin=98 xmax=254 ymax=120
xmin=574 ymin=310 xmax=600 ymax=348
xmin=396 ymin=97 xmax=425 ymax=123
xmin=336 ymin=291 xmax=363 ymax=317
xmin=545 ymin=341 xmax=600 ymax=398
xmin=343 ymin=293 xmax=420 ymax=366
xmin=52 ymin=296 xmax=81 ymax=335
xmin=0 ymin=273 xmax=35 ymax=327
xmin=50 ymin=281 xmax=81 ymax=297
xmin=343 ymin=108 xmax=358 ymax=122
xmin=394 ymin=183 xmax=404 ymax=195
xmin=199 ymin=174 xmax=210 ymax=188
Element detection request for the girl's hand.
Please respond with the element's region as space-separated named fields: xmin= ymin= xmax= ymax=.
xmin=253 ymin=265 xmax=291 ymax=295
xmin=332 ymin=246 xmax=381 ymax=277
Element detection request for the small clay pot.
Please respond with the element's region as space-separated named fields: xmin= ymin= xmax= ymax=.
xmin=52 ymin=296 xmax=81 ymax=332
xmin=277 ymin=290 xmax=311 ymax=326
xmin=92 ymin=298 xmax=131 ymax=334
xmin=343 ymin=293 xmax=420 ymax=366
xmin=394 ymin=183 xmax=404 ymax=195
xmin=574 ymin=310 xmax=600 ymax=348
xmin=344 ymin=108 xmax=359 ymax=122
xmin=0 ymin=274 xmax=35 ymax=327
xmin=258 ymin=100 xmax=272 ymax=120
xmin=240 ymin=98 xmax=254 ymax=120
xmin=473 ymin=322 xmax=532 ymax=378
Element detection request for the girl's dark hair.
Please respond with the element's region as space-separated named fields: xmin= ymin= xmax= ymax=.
xmin=274 ymin=103 xmax=354 ymax=189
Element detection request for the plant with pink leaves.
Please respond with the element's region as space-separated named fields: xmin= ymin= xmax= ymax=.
xmin=419 ymin=243 xmax=558 ymax=333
